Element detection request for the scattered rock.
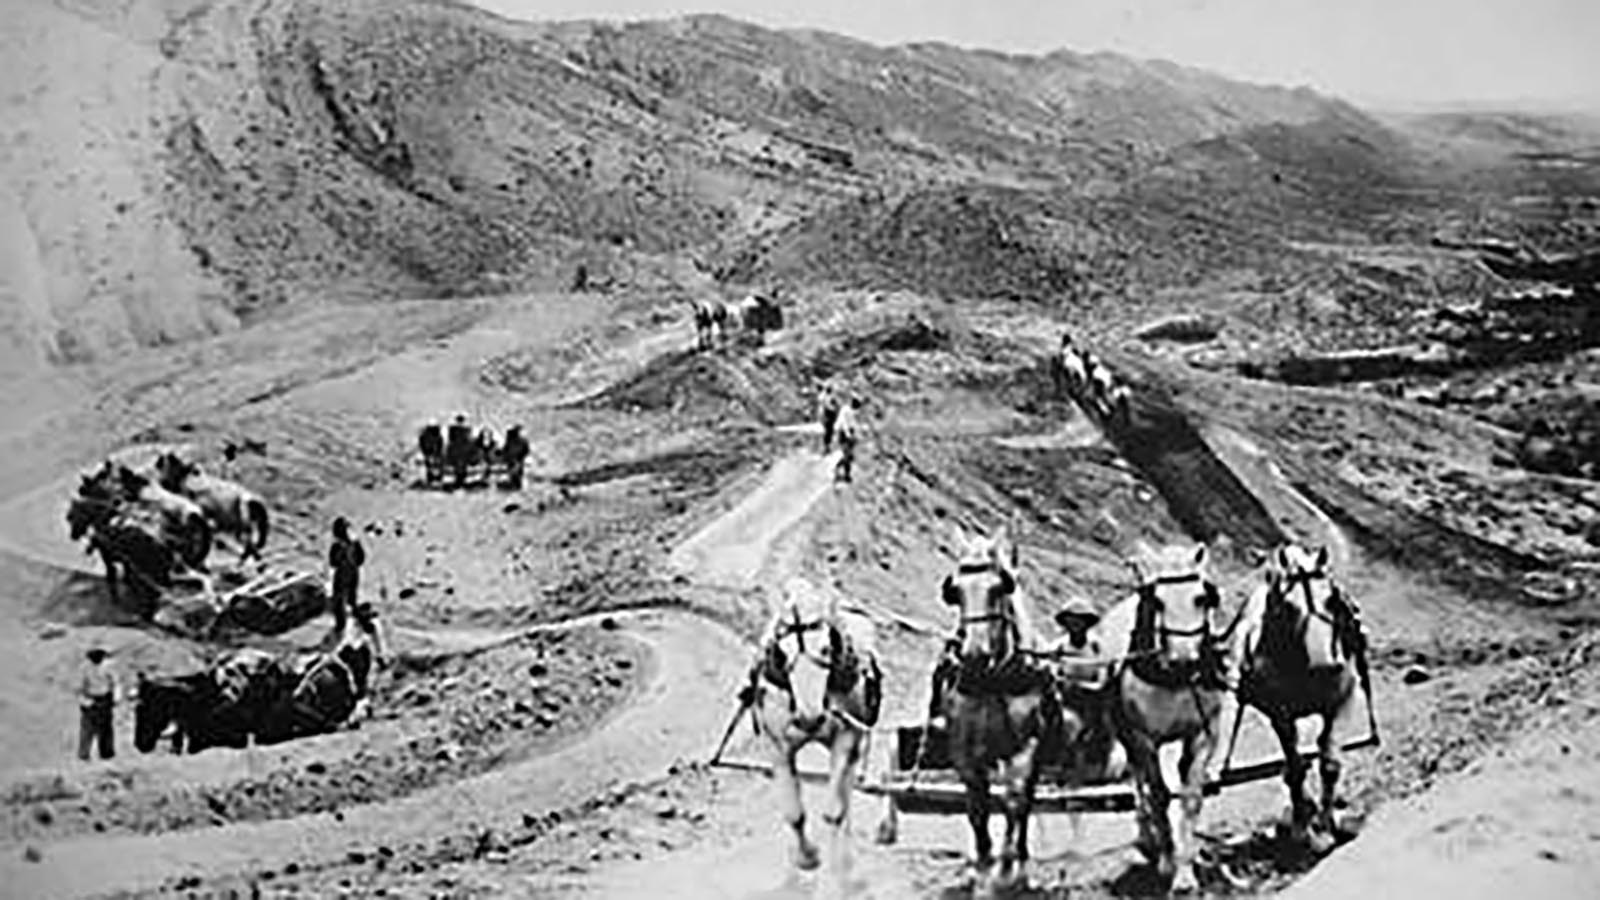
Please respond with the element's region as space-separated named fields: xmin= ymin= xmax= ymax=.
xmin=1136 ymin=313 xmax=1222 ymax=343
xmin=528 ymin=663 xmax=548 ymax=678
xmin=1402 ymin=665 xmax=1432 ymax=685
xmin=398 ymin=586 xmax=417 ymax=600
xmin=656 ymin=804 xmax=678 ymax=820
xmin=306 ymin=762 xmax=327 ymax=775
xmin=503 ymin=503 xmax=521 ymax=514
xmin=37 ymin=624 xmax=66 ymax=640
xmin=22 ymin=846 xmax=41 ymax=863
xmin=346 ymin=850 xmax=366 ymax=865
xmin=600 ymin=616 xmax=619 ymax=631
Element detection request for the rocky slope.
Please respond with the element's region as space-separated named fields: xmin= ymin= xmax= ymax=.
xmin=3 ymin=0 xmax=1421 ymax=373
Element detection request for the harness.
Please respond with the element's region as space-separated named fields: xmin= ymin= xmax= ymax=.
xmin=1261 ymin=569 xmax=1362 ymax=667
xmin=1127 ymin=572 xmax=1229 ymax=690
xmin=758 ymin=608 xmax=877 ymax=733
xmin=941 ymin=560 xmax=1053 ymax=697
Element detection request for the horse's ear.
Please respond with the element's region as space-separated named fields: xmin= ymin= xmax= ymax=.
xmin=940 ymin=575 xmax=960 ymax=606
xmin=1314 ymin=545 xmax=1331 ymax=572
xmin=1275 ymin=544 xmax=1294 ymax=573
xmin=1192 ymin=543 xmax=1210 ymax=571
xmin=995 ymin=567 xmax=1016 ymax=597
xmin=1125 ymin=556 xmax=1148 ymax=584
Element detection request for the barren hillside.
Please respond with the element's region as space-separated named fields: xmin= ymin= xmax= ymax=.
xmin=3 ymin=0 xmax=1420 ymax=374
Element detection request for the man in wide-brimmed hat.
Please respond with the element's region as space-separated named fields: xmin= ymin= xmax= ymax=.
xmin=78 ymin=644 xmax=117 ymax=761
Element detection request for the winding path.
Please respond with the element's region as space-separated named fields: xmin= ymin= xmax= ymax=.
xmin=0 ymin=609 xmax=747 ymax=899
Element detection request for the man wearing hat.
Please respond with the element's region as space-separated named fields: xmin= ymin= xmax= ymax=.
xmin=833 ymin=395 xmax=862 ymax=483
xmin=77 ymin=645 xmax=117 ymax=761
xmin=446 ymin=413 xmax=473 ymax=489
xmin=328 ymin=516 xmax=365 ymax=635
xmin=1048 ymin=597 xmax=1108 ymax=689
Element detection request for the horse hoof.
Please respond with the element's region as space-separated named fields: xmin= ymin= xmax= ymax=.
xmin=1306 ymin=828 xmax=1338 ymax=856
xmin=874 ymin=819 xmax=898 ymax=846
xmin=795 ymin=845 xmax=821 ymax=871
xmin=1171 ymin=867 xmax=1200 ymax=894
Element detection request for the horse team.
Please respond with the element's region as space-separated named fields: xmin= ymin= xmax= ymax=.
xmin=416 ymin=417 xmax=530 ymax=490
xmin=66 ymin=452 xmax=270 ymax=613
xmin=1055 ymin=333 xmax=1133 ymax=426
xmin=748 ymin=530 xmax=1370 ymax=895
xmin=689 ymin=293 xmax=784 ymax=351
xmin=134 ymin=616 xmax=376 ymax=754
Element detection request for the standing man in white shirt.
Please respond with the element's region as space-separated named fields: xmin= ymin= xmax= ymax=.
xmin=78 ymin=645 xmax=117 ymax=761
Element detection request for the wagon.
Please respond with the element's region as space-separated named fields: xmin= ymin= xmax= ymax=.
xmin=709 ymin=712 xmax=1379 ymax=816
xmin=854 ymin=723 xmax=1379 ymax=815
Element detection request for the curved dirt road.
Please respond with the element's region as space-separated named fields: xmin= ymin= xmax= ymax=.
xmin=0 ymin=608 xmax=747 ymax=899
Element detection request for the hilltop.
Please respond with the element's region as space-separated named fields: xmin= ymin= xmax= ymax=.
xmin=4 ymin=0 xmax=1428 ymax=374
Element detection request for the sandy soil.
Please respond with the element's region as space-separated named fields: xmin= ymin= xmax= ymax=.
xmin=0 ymin=280 xmax=1594 ymax=900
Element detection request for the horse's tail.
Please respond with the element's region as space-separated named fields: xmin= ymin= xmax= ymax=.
xmin=247 ymin=498 xmax=270 ymax=559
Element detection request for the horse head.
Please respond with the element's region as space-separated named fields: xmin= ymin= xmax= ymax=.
xmin=941 ymin=528 xmax=1020 ymax=663
xmin=1262 ymin=544 xmax=1347 ymax=671
xmin=133 ymin=673 xmax=194 ymax=753
xmin=65 ymin=490 xmax=112 ymax=541
xmin=152 ymin=452 xmax=196 ymax=491
xmin=1128 ymin=543 xmax=1223 ymax=675
xmin=764 ymin=578 xmax=851 ymax=731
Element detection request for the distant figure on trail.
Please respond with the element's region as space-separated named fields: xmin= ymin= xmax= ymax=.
xmin=328 ymin=517 xmax=365 ymax=635
xmin=418 ymin=421 xmax=444 ymax=485
xmin=446 ymin=414 xmax=473 ymax=489
xmin=818 ymin=384 xmax=842 ymax=453
xmin=501 ymin=425 xmax=530 ymax=489
xmin=78 ymin=645 xmax=117 ymax=761
xmin=833 ymin=396 xmax=862 ymax=483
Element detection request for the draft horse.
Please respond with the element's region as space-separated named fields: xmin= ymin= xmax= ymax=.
xmin=935 ymin=528 xmax=1055 ymax=893
xmin=1235 ymin=544 xmax=1372 ymax=852
xmin=1097 ymin=542 xmax=1238 ymax=893
xmin=153 ymin=453 xmax=270 ymax=562
xmin=748 ymin=577 xmax=882 ymax=882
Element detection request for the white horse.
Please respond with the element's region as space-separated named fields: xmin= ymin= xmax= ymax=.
xmin=749 ymin=577 xmax=882 ymax=882
xmin=154 ymin=453 xmax=270 ymax=562
xmin=1095 ymin=542 xmax=1241 ymax=893
xmin=1235 ymin=544 xmax=1370 ymax=852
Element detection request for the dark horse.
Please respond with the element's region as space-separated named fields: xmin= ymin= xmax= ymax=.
xmin=134 ymin=623 xmax=374 ymax=753
xmin=66 ymin=480 xmax=177 ymax=616
xmin=134 ymin=649 xmax=289 ymax=753
xmin=936 ymin=528 xmax=1055 ymax=895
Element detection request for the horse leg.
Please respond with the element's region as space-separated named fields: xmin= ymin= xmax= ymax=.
xmin=998 ymin=739 xmax=1040 ymax=889
xmin=1271 ymin=715 xmax=1315 ymax=843
xmin=1173 ymin=729 xmax=1218 ymax=893
xmin=1123 ymin=731 xmax=1166 ymax=865
xmin=820 ymin=732 xmax=860 ymax=897
xmin=774 ymin=740 xmax=819 ymax=871
xmin=1311 ymin=712 xmax=1344 ymax=853
xmin=873 ymin=728 xmax=900 ymax=845
xmin=962 ymin=769 xmax=995 ymax=875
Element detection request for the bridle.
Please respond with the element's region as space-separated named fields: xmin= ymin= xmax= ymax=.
xmin=1265 ymin=565 xmax=1347 ymax=662
xmin=943 ymin=559 xmax=1019 ymax=662
xmin=1128 ymin=571 xmax=1234 ymax=691
xmin=1136 ymin=572 xmax=1222 ymax=643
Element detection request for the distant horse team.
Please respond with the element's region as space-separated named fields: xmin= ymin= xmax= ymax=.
xmin=135 ymin=615 xmax=377 ymax=753
xmin=1055 ymin=333 xmax=1132 ymax=426
xmin=417 ymin=416 xmax=530 ymax=490
xmin=689 ymin=292 xmax=785 ymax=351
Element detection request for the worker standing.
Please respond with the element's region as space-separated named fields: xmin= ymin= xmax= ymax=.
xmin=77 ymin=645 xmax=117 ymax=761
